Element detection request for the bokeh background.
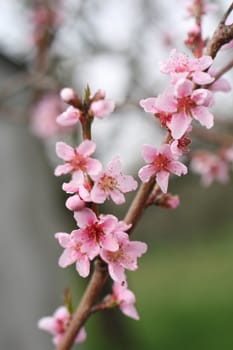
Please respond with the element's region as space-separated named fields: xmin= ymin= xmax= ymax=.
xmin=1 ymin=0 xmax=233 ymax=349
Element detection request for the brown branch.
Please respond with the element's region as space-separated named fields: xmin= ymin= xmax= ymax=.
xmin=206 ymin=2 xmax=233 ymax=58
xmin=124 ymin=177 xmax=155 ymax=233
xmin=56 ymin=258 xmax=108 ymax=350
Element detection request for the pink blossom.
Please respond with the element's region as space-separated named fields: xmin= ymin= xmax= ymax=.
xmin=90 ymin=156 xmax=138 ymax=204
xmin=111 ymin=282 xmax=139 ymax=320
xmin=73 ymin=208 xmax=120 ymax=259
xmin=38 ymin=306 xmax=86 ymax=345
xmin=191 ymin=151 xmax=229 ymax=186
xmin=139 ymin=97 xmax=172 ymax=129
xmin=54 ymin=140 xmax=102 ymax=180
xmin=160 ymin=50 xmax=214 ymax=85
xmin=100 ymin=233 xmax=147 ymax=284
xmin=55 ymin=231 xmax=91 ymax=277
xmin=170 ymin=126 xmax=192 ymax=158
xmin=60 ymin=87 xmax=76 ymax=103
xmin=185 ymin=0 xmax=218 ymax=18
xmin=62 ymin=169 xmax=91 ymax=211
xmin=156 ymin=79 xmax=214 ymax=139
xmin=56 ymin=106 xmax=81 ymax=127
xmin=139 ymin=144 xmax=187 ymax=193
xmin=89 ymin=99 xmax=115 ymax=119
xmin=222 ymin=146 xmax=233 ymax=163
xmin=62 ymin=172 xmax=92 ymax=203
xmin=30 ymin=94 xmax=67 ymax=139
xmin=65 ymin=194 xmax=86 ymax=212
xmin=157 ymin=193 xmax=180 ymax=209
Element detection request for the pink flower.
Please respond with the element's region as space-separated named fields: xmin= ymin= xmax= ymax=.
xmin=170 ymin=126 xmax=192 ymax=158
xmin=100 ymin=233 xmax=147 ymax=284
xmin=54 ymin=140 xmax=102 ymax=180
xmin=38 ymin=306 xmax=86 ymax=345
xmin=56 ymin=106 xmax=81 ymax=127
xmin=62 ymin=173 xmax=91 ymax=211
xmin=65 ymin=194 xmax=86 ymax=212
xmin=73 ymin=208 xmax=120 ymax=259
xmin=139 ymin=144 xmax=187 ymax=193
xmin=157 ymin=193 xmax=180 ymax=209
xmin=90 ymin=156 xmax=138 ymax=204
xmin=60 ymin=87 xmax=76 ymax=103
xmin=111 ymin=282 xmax=139 ymax=320
xmin=160 ymin=50 xmax=214 ymax=85
xmin=140 ymin=97 xmax=172 ymax=128
xmin=156 ymin=79 xmax=214 ymax=139
xmin=185 ymin=0 xmax=218 ymax=18
xmin=191 ymin=151 xmax=229 ymax=186
xmin=55 ymin=231 xmax=91 ymax=277
xmin=30 ymin=94 xmax=67 ymax=139
xmin=89 ymin=99 xmax=115 ymax=119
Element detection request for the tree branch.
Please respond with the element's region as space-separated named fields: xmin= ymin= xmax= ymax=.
xmin=206 ymin=1 xmax=233 ymax=58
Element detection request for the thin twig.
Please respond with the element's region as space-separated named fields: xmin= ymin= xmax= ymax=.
xmin=212 ymin=57 xmax=233 ymax=81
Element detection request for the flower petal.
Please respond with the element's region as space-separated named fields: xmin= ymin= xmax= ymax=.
xmin=138 ymin=165 xmax=156 ymax=182
xmin=77 ymin=140 xmax=96 ymax=157
xmin=191 ymin=106 xmax=214 ymax=129
xmin=56 ymin=142 xmax=74 ymax=161
xmin=156 ymin=170 xmax=169 ymax=193
xmin=74 ymin=208 xmax=97 ymax=228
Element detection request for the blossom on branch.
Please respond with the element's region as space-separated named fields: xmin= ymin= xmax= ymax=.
xmin=160 ymin=49 xmax=214 ymax=85
xmin=55 ymin=231 xmax=91 ymax=277
xmin=190 ymin=150 xmax=229 ymax=186
xmin=111 ymin=282 xmax=139 ymax=320
xmin=90 ymin=156 xmax=138 ymax=204
xmin=38 ymin=306 xmax=86 ymax=345
xmin=54 ymin=140 xmax=102 ymax=180
xmin=73 ymin=208 xmax=120 ymax=260
xmin=139 ymin=144 xmax=187 ymax=193
xmin=100 ymin=232 xmax=147 ymax=284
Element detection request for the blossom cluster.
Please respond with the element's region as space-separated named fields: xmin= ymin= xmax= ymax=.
xmin=191 ymin=145 xmax=233 ymax=187
xmin=139 ymin=49 xmax=230 ymax=194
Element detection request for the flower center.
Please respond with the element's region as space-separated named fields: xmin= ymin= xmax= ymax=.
xmin=106 ymin=247 xmax=124 ymax=263
xmin=69 ymin=151 xmax=87 ymax=172
xmin=87 ymin=223 xmax=104 ymax=243
xmin=177 ymin=96 xmax=195 ymax=113
xmin=99 ymin=174 xmax=117 ymax=191
xmin=153 ymin=154 xmax=170 ymax=172
xmin=156 ymin=112 xmax=171 ymax=127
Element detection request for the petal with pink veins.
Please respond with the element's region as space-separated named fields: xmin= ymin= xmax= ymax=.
xmin=168 ymin=111 xmax=192 ymax=139
xmin=139 ymin=97 xmax=159 ymax=113
xmin=77 ymin=140 xmax=96 ymax=157
xmin=76 ymin=257 xmax=90 ymax=278
xmin=156 ymin=170 xmax=169 ymax=193
xmin=74 ymin=208 xmax=97 ymax=228
xmin=138 ymin=164 xmax=156 ymax=182
xmin=54 ymin=163 xmax=73 ymax=176
xmin=58 ymin=248 xmax=77 ymax=268
xmin=192 ymin=71 xmax=214 ymax=85
xmin=86 ymin=158 xmax=102 ymax=175
xmin=168 ymin=161 xmax=188 ymax=176
xmin=55 ymin=232 xmax=72 ymax=248
xmin=142 ymin=144 xmax=158 ymax=163
xmin=174 ymin=78 xmax=193 ymax=98
xmin=108 ymin=263 xmax=126 ymax=284
xmin=56 ymin=142 xmax=74 ymax=161
xmin=191 ymin=106 xmax=214 ymax=129
xmin=110 ymin=188 xmax=125 ymax=204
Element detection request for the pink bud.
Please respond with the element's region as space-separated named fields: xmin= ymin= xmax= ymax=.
xmin=60 ymin=88 xmax=76 ymax=103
